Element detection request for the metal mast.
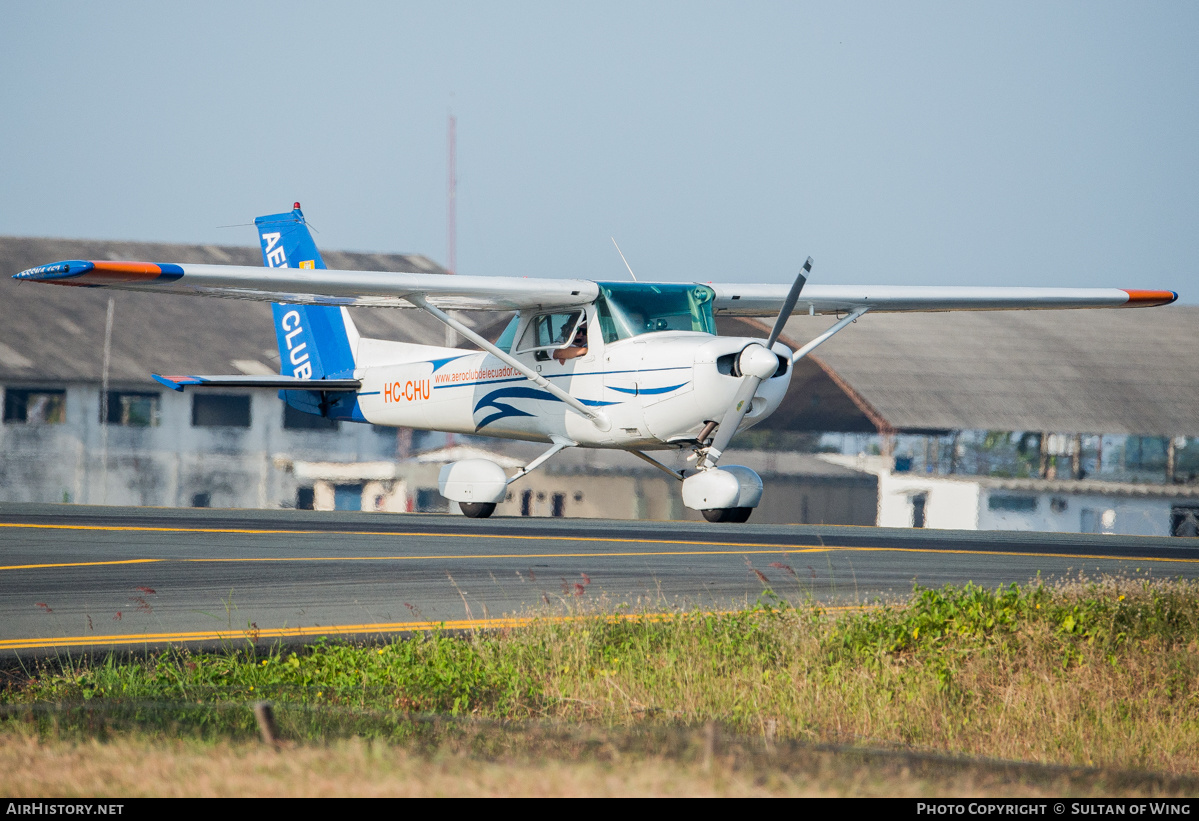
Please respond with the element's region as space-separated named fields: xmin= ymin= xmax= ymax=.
xmin=445 ymin=113 xmax=458 ymax=449
xmin=447 ymin=113 xmax=457 ymax=277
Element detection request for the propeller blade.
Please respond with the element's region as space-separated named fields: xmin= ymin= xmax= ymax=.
xmin=703 ymin=375 xmax=762 ymax=468
xmin=764 ymin=257 xmax=812 ymax=350
xmin=700 ymin=343 xmax=780 ymax=469
xmin=700 ymin=256 xmax=811 ymax=472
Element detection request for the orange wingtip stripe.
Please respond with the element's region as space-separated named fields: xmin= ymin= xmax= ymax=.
xmin=1122 ymin=289 xmax=1178 ymax=307
xmin=91 ymin=261 xmax=162 ymax=274
xmin=87 ymin=261 xmax=163 ymax=281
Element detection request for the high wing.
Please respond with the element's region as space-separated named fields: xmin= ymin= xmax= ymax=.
xmin=710 ymin=283 xmax=1178 ymax=315
xmin=13 ymin=259 xmax=1176 ymax=313
xmin=13 ymin=260 xmax=598 ymax=311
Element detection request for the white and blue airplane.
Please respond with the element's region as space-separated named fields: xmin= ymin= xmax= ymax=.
xmin=15 ymin=205 xmax=1178 ymax=521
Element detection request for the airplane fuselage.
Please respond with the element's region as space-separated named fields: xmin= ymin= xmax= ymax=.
xmin=356 ymin=329 xmax=793 ymax=448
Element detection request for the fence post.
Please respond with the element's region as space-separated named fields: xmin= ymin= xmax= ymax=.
xmin=254 ymin=701 xmax=280 ymax=749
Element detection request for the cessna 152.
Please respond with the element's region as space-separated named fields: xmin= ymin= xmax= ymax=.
xmin=15 ymin=205 xmax=1178 ymax=521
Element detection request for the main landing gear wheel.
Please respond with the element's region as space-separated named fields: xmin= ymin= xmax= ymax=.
xmin=459 ymin=502 xmax=496 ymax=519
xmin=701 ymin=507 xmax=753 ymax=523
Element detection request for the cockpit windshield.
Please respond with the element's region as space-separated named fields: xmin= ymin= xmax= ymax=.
xmin=594 ymin=282 xmax=716 ymax=344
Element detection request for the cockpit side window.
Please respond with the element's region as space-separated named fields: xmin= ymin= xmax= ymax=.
xmin=516 ymin=311 xmax=584 ymax=352
xmin=494 ymin=315 xmax=520 ymax=353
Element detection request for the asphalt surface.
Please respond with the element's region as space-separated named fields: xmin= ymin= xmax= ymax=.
xmin=2 ymin=503 xmax=1197 ymax=656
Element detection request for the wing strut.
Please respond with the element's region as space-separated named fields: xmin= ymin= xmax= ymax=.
xmin=507 ymin=435 xmax=577 ymax=485
xmin=631 ymin=450 xmax=686 ymax=482
xmin=409 ymin=295 xmax=612 ymax=432
xmin=791 ymin=307 xmax=869 ymax=363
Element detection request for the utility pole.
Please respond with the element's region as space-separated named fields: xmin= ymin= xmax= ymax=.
xmin=447 ymin=112 xmax=457 ymax=278
xmin=446 ymin=113 xmax=458 ymax=448
xmin=99 ymin=297 xmax=114 ymax=504
xmin=445 ymin=113 xmax=458 ymax=351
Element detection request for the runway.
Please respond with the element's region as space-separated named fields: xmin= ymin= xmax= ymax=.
xmin=2 ymin=503 xmax=1198 ymax=656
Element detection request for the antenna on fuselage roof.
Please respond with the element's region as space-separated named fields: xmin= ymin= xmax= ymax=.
xmin=610 ymin=237 xmax=638 ymax=282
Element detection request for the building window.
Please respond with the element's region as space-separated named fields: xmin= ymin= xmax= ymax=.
xmin=192 ymin=394 xmax=251 ymax=428
xmin=283 ymin=404 xmax=339 ymax=431
xmin=911 ymin=493 xmax=927 ymax=528
xmin=333 ymin=484 xmax=362 ymax=511
xmin=103 ymin=391 xmax=160 ymax=427
xmin=1125 ymin=436 xmax=1169 ymax=471
xmin=1171 ymin=506 xmax=1199 ymax=537
xmin=988 ymin=495 xmax=1038 ymax=512
xmin=4 ymin=388 xmax=66 ymax=424
xmin=416 ymin=488 xmax=445 ymax=512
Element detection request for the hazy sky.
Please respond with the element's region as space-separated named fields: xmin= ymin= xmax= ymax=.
xmin=3 ymin=2 xmax=1196 ymax=299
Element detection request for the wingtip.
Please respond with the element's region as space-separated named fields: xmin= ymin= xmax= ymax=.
xmin=1121 ymin=289 xmax=1179 ymax=307
xmin=15 ymin=261 xmax=184 ymax=285
xmin=13 ymin=261 xmax=81 ymax=281
xmin=152 ymin=374 xmax=194 ymax=392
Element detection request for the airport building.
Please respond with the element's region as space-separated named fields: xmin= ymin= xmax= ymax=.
xmin=720 ymin=311 xmax=1199 ymax=535
xmin=2 ymin=236 xmax=1195 ymax=531
xmin=0 ymin=238 xmax=450 ymax=510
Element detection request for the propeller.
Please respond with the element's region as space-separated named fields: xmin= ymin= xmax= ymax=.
xmin=699 ymin=257 xmax=812 ymax=470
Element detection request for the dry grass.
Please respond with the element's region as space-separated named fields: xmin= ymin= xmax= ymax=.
xmin=1 ymin=732 xmax=1193 ymax=798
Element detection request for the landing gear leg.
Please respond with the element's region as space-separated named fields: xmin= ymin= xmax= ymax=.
xmin=701 ymin=507 xmax=753 ymax=523
xmin=460 ymin=502 xmax=496 ymax=519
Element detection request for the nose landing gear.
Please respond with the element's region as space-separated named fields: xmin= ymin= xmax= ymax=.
xmin=459 ymin=502 xmax=497 ymax=519
xmin=701 ymin=507 xmax=753 ymax=523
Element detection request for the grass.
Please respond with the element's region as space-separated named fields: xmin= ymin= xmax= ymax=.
xmin=4 ymin=728 xmax=1195 ymax=798
xmin=3 ymin=574 xmax=1198 ymax=794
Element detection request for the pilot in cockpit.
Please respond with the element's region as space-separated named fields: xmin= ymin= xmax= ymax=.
xmin=554 ymin=322 xmax=588 ymax=365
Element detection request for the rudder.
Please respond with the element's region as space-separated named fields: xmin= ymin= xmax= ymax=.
xmin=256 ymin=204 xmax=357 ymax=380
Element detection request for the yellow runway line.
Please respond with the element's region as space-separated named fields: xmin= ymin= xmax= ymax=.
xmin=1 ymin=544 xmax=1196 ymax=573
xmin=184 ymin=546 xmax=1199 ymax=564
xmin=0 ymin=520 xmax=821 ymax=550
xmin=0 ymin=558 xmax=162 ymax=571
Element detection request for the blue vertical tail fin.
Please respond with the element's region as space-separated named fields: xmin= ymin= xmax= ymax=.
xmin=256 ymin=203 xmax=358 ymax=380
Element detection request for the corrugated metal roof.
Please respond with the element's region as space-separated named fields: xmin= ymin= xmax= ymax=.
xmin=744 ymin=306 xmax=1199 ymax=437
xmin=0 ymin=237 xmax=503 ymax=386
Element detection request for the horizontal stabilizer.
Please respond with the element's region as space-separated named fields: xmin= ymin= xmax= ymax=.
xmin=152 ymin=374 xmax=361 ymax=393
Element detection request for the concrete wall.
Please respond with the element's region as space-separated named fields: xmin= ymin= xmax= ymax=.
xmin=483 ymin=471 xmax=875 ymax=524
xmin=0 ymin=384 xmax=402 ymax=508
xmin=759 ymin=475 xmax=879 ymax=526
xmin=876 ymin=471 xmax=982 ymax=529
xmin=495 ymin=473 xmax=684 ymax=520
xmin=875 ymin=470 xmax=1183 ymax=536
xmin=977 ymin=489 xmax=1174 ymax=537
